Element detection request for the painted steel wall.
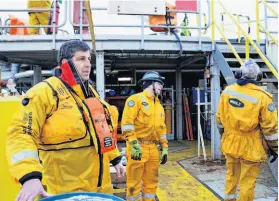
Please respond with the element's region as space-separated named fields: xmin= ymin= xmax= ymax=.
xmin=0 ymin=96 xmax=21 ymax=201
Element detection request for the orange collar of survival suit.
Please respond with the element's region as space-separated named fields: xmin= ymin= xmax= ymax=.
xmin=54 ymin=59 xmax=83 ymax=86
xmin=54 ymin=59 xmax=92 ymax=98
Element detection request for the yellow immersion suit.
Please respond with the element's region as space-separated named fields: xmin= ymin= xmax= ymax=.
xmin=28 ymin=0 xmax=51 ymax=34
xmin=121 ymin=90 xmax=168 ymax=201
xmin=6 ymin=77 xmax=121 ymax=195
xmin=216 ymin=83 xmax=278 ymax=201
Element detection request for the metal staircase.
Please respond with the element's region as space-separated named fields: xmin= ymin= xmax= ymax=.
xmin=214 ymin=43 xmax=278 ymax=85
xmin=211 ymin=0 xmax=278 ymax=103
xmin=213 ymin=41 xmax=278 ymax=106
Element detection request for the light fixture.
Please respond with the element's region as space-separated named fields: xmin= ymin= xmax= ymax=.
xmin=118 ymin=77 xmax=132 ymax=82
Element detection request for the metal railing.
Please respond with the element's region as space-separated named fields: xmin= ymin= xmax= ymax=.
xmin=196 ymin=13 xmax=208 ymax=34
xmin=0 ymin=1 xmax=68 ymax=49
xmin=211 ymin=0 xmax=278 ymax=79
xmin=68 ymin=0 xmax=211 ymax=50
xmin=221 ymin=13 xmax=251 ymax=38
xmin=0 ymin=0 xmax=211 ymax=51
xmin=257 ymin=0 xmax=278 ymax=45
xmin=220 ymin=13 xmax=251 ymax=59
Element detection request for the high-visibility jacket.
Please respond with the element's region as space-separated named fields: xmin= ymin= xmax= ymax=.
xmin=121 ymin=90 xmax=168 ymax=148
xmin=6 ymin=76 xmax=121 ymax=194
xmin=27 ymin=0 xmax=51 ymax=9
xmin=217 ymin=83 xmax=278 ymax=162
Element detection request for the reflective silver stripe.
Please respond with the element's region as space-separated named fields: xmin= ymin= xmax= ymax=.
xmin=264 ymin=133 xmax=278 ymax=141
xmin=11 ymin=150 xmax=39 ymax=165
xmin=160 ymin=135 xmax=167 ymax=139
xmin=224 ymin=194 xmax=236 ymax=199
xmin=126 ymin=194 xmax=141 ymax=201
xmin=143 ymin=193 xmax=156 ymax=198
xmin=223 ymin=89 xmax=258 ymax=104
xmin=217 ymin=123 xmax=224 ymax=129
xmin=122 ymin=124 xmax=135 ymax=131
xmin=140 ymin=95 xmax=149 ymax=110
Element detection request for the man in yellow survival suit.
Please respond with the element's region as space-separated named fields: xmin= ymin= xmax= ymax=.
xmin=216 ymin=59 xmax=278 ymax=201
xmin=121 ymin=71 xmax=168 ymax=201
xmin=28 ymin=0 xmax=51 ymax=34
xmin=6 ymin=40 xmax=125 ymax=201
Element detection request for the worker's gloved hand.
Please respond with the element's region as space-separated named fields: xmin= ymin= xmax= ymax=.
xmin=130 ymin=140 xmax=142 ymax=160
xmin=160 ymin=148 xmax=168 ymax=165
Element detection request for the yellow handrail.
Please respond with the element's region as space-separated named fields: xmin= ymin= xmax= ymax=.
xmin=257 ymin=0 xmax=278 ymax=43
xmin=84 ymin=0 xmax=96 ymax=55
xmin=245 ymin=37 xmax=249 ymax=59
xmin=262 ymin=0 xmax=279 ymax=17
xmin=259 ymin=23 xmax=278 ymax=45
xmin=211 ymin=0 xmax=215 ymax=42
xmin=215 ymin=24 xmax=244 ymax=65
xmin=217 ymin=0 xmax=278 ymax=79
xmin=219 ymin=12 xmax=251 ymax=59
xmin=196 ymin=13 xmax=208 ymax=34
xmin=220 ymin=13 xmax=251 ymax=44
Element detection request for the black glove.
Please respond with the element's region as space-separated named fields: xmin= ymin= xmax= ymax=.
xmin=160 ymin=148 xmax=168 ymax=165
xmin=269 ymin=148 xmax=278 ymax=163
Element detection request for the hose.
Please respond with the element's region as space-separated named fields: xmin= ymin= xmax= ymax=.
xmin=165 ymin=8 xmax=183 ymax=59
xmin=169 ymin=29 xmax=183 ymax=59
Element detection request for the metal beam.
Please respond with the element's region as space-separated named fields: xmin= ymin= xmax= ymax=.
xmin=0 ymin=53 xmax=8 ymax=62
xmin=112 ymin=63 xmax=177 ymax=69
xmin=7 ymin=57 xmax=55 ymax=66
xmin=213 ymin=45 xmax=236 ymax=85
xmin=136 ymin=69 xmax=204 ymax=73
xmin=210 ymin=54 xmax=222 ymax=160
xmin=179 ymin=56 xmax=205 ymax=69
xmin=33 ymin=65 xmax=42 ymax=85
xmin=0 ymin=35 xmax=213 ymax=52
xmin=96 ymin=51 xmax=105 ymax=99
xmin=176 ymin=68 xmax=183 ymax=140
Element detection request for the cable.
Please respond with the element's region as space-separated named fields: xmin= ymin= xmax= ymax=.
xmin=164 ymin=9 xmax=183 ymax=59
xmin=169 ymin=30 xmax=183 ymax=59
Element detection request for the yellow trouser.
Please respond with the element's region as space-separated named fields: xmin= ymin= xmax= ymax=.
xmin=126 ymin=142 xmax=159 ymax=201
xmin=225 ymin=154 xmax=261 ymax=201
xmin=29 ymin=12 xmax=50 ymax=34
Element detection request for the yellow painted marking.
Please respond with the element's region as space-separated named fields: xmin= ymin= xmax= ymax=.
xmin=156 ymin=141 xmax=220 ymax=201
xmin=157 ymin=161 xmax=220 ymax=201
xmin=113 ymin=188 xmax=126 ymax=193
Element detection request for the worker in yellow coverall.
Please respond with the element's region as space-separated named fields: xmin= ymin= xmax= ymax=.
xmin=28 ymin=0 xmax=51 ymax=34
xmin=6 ymin=40 xmax=125 ymax=201
xmin=121 ymin=71 xmax=168 ymax=201
xmin=216 ymin=59 xmax=278 ymax=201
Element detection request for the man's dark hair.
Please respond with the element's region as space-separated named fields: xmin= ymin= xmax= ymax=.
xmin=57 ymin=40 xmax=91 ymax=65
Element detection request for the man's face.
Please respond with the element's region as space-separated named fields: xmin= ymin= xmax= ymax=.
xmin=72 ymin=50 xmax=91 ymax=81
xmin=153 ymin=81 xmax=164 ymax=96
